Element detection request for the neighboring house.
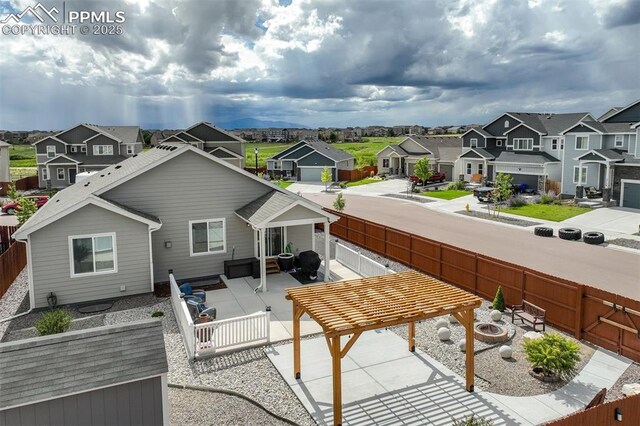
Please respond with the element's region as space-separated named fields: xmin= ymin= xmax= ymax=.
xmin=457 ymin=112 xmax=591 ymax=191
xmin=0 ymin=319 xmax=168 ymax=426
xmin=13 ymin=145 xmax=337 ymax=308
xmin=33 ymin=124 xmax=144 ymax=189
xmin=266 ymin=140 xmax=355 ymax=182
xmin=376 ymin=136 xmax=462 ymax=179
xmin=159 ymin=122 xmax=245 ymax=168
xmin=0 ymin=140 xmax=10 ymax=183
xmin=561 ymin=98 xmax=640 ymax=208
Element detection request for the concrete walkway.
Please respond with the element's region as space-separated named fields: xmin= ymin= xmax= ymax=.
xmin=266 ymin=330 xmax=631 ymax=426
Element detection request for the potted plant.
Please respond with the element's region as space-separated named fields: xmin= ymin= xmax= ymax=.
xmin=523 ymin=333 xmax=580 ymax=382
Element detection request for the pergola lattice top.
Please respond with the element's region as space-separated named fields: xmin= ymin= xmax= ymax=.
xmin=285 ymin=270 xmax=482 ymax=337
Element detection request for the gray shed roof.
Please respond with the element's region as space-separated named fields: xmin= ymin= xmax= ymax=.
xmin=494 ymin=151 xmax=560 ymax=164
xmin=235 ymin=190 xmax=303 ymax=225
xmin=0 ymin=319 xmax=167 ymax=410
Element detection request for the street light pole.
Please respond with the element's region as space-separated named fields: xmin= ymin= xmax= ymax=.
xmin=254 ymin=148 xmax=259 ymax=175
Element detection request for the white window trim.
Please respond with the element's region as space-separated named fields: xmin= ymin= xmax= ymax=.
xmin=513 ymin=138 xmax=534 ymax=151
xmin=504 ymin=120 xmax=510 ymax=128
xmin=68 ymin=232 xmax=118 ymax=278
xmin=46 ymin=145 xmax=56 ymax=158
xmin=93 ymin=145 xmax=114 ymax=155
xmin=189 ymin=218 xmax=227 ymax=257
xmin=573 ymin=166 xmax=587 ymax=184
xmin=576 ymin=136 xmax=589 ymax=150
xmin=57 ymin=167 xmax=65 ymax=180
xmin=614 ymin=135 xmax=623 ymax=147
xmin=41 ymin=168 xmax=48 ymax=181
xmin=470 ymin=138 xmax=478 ymax=148
xmin=496 ymin=140 xmax=503 ymax=147
xmin=466 ymin=163 xmax=472 ymax=174
xmin=478 ymin=163 xmax=483 ymax=174
xmin=126 ymin=145 xmax=134 ymax=155
xmin=81 ymin=145 xmax=87 ymax=153
xmin=70 ymin=146 xmax=77 ymax=153
xmin=551 ymin=139 xmax=558 ymax=150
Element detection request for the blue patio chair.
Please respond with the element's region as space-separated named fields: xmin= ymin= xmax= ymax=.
xmin=185 ymin=299 xmax=217 ymax=320
xmin=179 ymin=282 xmax=206 ymax=303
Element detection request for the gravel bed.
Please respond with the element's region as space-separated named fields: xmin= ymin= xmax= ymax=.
xmin=606 ymin=362 xmax=640 ymax=402
xmin=607 ymin=238 xmax=640 ymax=250
xmin=0 ymin=267 xmax=30 ymax=341
xmin=168 ymin=387 xmax=293 ymax=426
xmin=2 ymin=314 xmax=106 ymax=342
xmin=381 ymin=193 xmax=435 ymax=203
xmin=455 ymin=210 xmax=542 ymax=227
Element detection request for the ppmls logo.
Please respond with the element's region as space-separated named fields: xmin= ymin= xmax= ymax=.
xmin=0 ymin=3 xmax=59 ymax=24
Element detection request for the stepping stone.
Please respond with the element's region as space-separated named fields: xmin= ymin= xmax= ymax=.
xmin=523 ymin=331 xmax=544 ymax=342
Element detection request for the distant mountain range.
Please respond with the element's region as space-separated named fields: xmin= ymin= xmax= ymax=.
xmin=216 ymin=117 xmax=309 ymax=129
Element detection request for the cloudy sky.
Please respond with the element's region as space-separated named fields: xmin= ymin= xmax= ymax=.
xmin=0 ymin=0 xmax=639 ymax=130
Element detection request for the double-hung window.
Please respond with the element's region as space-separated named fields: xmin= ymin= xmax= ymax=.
xmin=69 ymin=233 xmax=117 ymax=277
xmin=46 ymin=145 xmax=56 ymax=158
xmin=615 ymin=135 xmax=623 ymax=148
xmin=470 ymin=138 xmax=478 ymax=148
xmin=551 ymin=139 xmax=558 ymax=150
xmin=93 ymin=145 xmax=114 ymax=155
xmin=126 ymin=145 xmax=135 ymax=155
xmin=576 ymin=136 xmax=588 ymax=150
xmin=189 ymin=218 xmax=226 ymax=256
xmin=513 ymin=138 xmax=533 ymax=150
xmin=466 ymin=163 xmax=472 ymax=175
xmin=382 ymin=159 xmax=389 ymax=168
xmin=57 ymin=168 xmax=65 ymax=180
xmin=573 ymin=166 xmax=587 ymax=184
xmin=42 ymin=168 xmax=48 ymax=181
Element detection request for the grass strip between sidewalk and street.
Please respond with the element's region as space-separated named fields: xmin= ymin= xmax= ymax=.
xmin=502 ymin=204 xmax=591 ymax=222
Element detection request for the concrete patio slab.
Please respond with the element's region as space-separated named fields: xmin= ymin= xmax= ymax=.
xmin=267 ymin=329 xmax=632 ymax=426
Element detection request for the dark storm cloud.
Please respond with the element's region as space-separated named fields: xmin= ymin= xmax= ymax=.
xmin=600 ymin=0 xmax=640 ymax=28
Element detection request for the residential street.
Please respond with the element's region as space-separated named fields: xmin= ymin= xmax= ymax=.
xmin=305 ymin=193 xmax=640 ymax=300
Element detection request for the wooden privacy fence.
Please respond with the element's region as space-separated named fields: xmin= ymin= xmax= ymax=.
xmin=0 ymin=226 xmax=17 ymax=254
xmin=0 ymin=175 xmax=39 ymax=195
xmin=338 ymin=166 xmax=378 ymax=182
xmin=0 ymin=242 xmax=27 ymax=300
xmin=323 ymin=209 xmax=640 ymax=362
xmin=545 ymin=392 xmax=640 ymax=425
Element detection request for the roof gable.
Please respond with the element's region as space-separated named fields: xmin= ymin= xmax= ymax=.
xmin=482 ymin=113 xmax=522 ymax=132
xmin=271 ymin=141 xmax=307 ymax=160
xmin=504 ymin=122 xmax=545 ymax=135
xmin=185 ymin=122 xmax=243 ymax=142
xmin=55 ymin=124 xmax=100 ymax=144
xmin=602 ymin=99 xmax=640 ymax=123
xmin=208 ymin=146 xmax=243 ymax=159
xmin=32 ymin=135 xmax=68 ymax=146
xmin=560 ymin=122 xmax=603 ymax=135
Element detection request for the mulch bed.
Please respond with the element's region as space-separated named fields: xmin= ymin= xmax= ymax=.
xmin=607 ymin=238 xmax=640 ymax=250
xmin=154 ymin=279 xmax=227 ymax=297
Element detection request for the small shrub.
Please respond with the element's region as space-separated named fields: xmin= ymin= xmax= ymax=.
xmin=492 ymin=286 xmax=505 ymax=312
xmin=151 ymin=311 xmax=164 ymax=318
xmin=35 ymin=309 xmax=72 ymax=336
xmin=451 ymin=415 xmax=493 ymax=426
xmin=333 ymin=192 xmax=346 ymax=212
xmin=523 ymin=333 xmax=581 ymax=379
xmin=465 ymin=203 xmax=470 ymax=213
xmin=339 ymin=182 xmax=347 ymax=189
xmin=448 ymin=180 xmax=466 ymax=191
xmin=539 ymin=191 xmax=556 ymax=205
xmin=506 ymin=195 xmax=528 ymax=207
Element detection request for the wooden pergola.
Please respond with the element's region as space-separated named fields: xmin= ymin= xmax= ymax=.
xmin=285 ymin=270 xmax=483 ymax=426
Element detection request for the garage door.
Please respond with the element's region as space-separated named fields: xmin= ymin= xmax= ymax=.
xmin=622 ymin=181 xmax=640 ymax=209
xmin=439 ymin=164 xmax=454 ymax=181
xmin=300 ymin=168 xmax=324 ymax=182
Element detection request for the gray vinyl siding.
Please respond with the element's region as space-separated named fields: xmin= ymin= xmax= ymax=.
xmin=102 ymin=150 xmax=271 ymax=281
xmin=297 ymin=151 xmax=335 ymax=167
xmin=603 ymin=103 xmax=640 ymax=123
xmin=602 ymin=134 xmax=631 ymax=150
xmin=281 ymin=145 xmax=313 ymax=160
xmin=400 ymin=138 xmax=428 ymax=154
xmin=274 ymin=205 xmax=323 ymax=222
xmin=86 ymin=134 xmax=119 ymax=156
xmin=287 ymin=224 xmax=313 ymax=253
xmin=561 ymin=133 xmax=602 ymax=195
xmin=48 ymin=165 xmax=76 ymax=189
xmin=29 ymin=204 xmax=151 ymax=308
xmin=462 ymin=130 xmax=485 ymax=148
xmin=35 ymin=139 xmax=66 ymax=155
xmin=485 ymin=115 xmax=516 ymax=136
xmin=336 ymin=159 xmax=353 ymax=170
xmin=0 ymin=377 xmax=164 ymax=426
xmin=507 ymin=126 xmax=540 ymax=149
xmin=57 ymin=125 xmax=98 ymax=144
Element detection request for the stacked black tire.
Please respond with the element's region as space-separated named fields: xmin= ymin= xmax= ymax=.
xmin=558 ymin=228 xmax=582 ymax=241
xmin=534 ymin=226 xmax=553 ymax=237
xmin=583 ymin=232 xmax=605 ymax=245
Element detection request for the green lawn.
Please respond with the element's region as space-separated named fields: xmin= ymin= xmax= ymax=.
xmin=502 ymin=204 xmax=591 ymax=222
xmin=277 ymin=181 xmax=294 ymax=189
xmin=245 ymin=137 xmax=402 ymax=168
xmin=346 ymin=178 xmax=381 ymax=187
xmin=419 ymin=190 xmax=472 ymax=200
xmin=8 ymin=144 xmax=36 ymax=167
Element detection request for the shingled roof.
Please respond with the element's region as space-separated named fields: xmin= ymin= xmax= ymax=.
xmin=0 ymin=319 xmax=167 ymax=410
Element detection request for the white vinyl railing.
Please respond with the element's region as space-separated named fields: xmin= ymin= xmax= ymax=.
xmin=194 ymin=311 xmax=271 ymax=357
xmin=169 ymin=273 xmax=271 ymax=360
xmin=335 ymin=243 xmax=394 ymax=277
xmin=169 ymin=273 xmax=195 ymax=359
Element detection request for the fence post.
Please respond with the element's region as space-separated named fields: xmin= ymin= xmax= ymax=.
xmin=575 ymin=284 xmax=583 ymax=339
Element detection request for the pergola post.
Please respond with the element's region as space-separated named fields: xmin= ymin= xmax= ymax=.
xmin=408 ymin=321 xmax=415 ymax=352
xmin=464 ymin=308 xmax=475 ymax=392
xmin=259 ymin=227 xmax=267 ymax=292
xmin=324 ymin=219 xmax=331 ymax=282
xmin=331 ymin=336 xmax=342 ymax=426
xmin=293 ymin=303 xmax=304 ymax=379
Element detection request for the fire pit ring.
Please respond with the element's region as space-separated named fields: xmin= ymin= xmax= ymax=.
xmin=474 ymin=322 xmax=508 ymax=343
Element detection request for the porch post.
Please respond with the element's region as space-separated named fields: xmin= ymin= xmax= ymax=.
xmin=605 ymin=162 xmax=611 ymax=188
xmin=259 ymin=227 xmax=267 ymax=292
xmin=578 ymin=160 xmax=584 ymax=186
xmin=324 ymin=219 xmax=331 ymax=282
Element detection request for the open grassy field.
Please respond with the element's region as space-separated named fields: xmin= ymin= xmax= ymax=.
xmin=8 ymin=144 xmax=36 ymax=167
xmin=502 ymin=204 xmax=591 ymax=222
xmin=245 ymin=137 xmax=403 ymax=168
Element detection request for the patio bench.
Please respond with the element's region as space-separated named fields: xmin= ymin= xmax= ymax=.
xmin=511 ymin=300 xmax=546 ymax=331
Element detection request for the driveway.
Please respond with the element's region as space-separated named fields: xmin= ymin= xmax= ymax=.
xmin=304 ymin=193 xmax=640 ymax=300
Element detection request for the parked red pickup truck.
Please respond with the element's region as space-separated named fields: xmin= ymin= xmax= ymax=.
xmin=409 ymin=172 xmax=446 ymax=185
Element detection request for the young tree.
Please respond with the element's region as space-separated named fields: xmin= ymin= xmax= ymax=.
xmin=321 ymin=166 xmax=332 ymax=192
xmin=491 ymin=173 xmax=514 ymax=218
xmin=7 ymin=184 xmax=38 ymax=227
xmin=492 ymin=286 xmax=506 ymax=312
xmin=413 ymin=157 xmax=433 ymax=186
xmin=333 ymin=192 xmax=346 ymax=212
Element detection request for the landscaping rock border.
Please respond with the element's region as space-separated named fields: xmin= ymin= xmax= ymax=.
xmin=455 ymin=210 xmax=542 ymax=227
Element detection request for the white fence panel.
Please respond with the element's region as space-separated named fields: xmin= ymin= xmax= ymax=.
xmin=169 ymin=273 xmax=195 ymax=359
xmin=335 ymin=242 xmax=393 ymax=277
xmin=195 ymin=311 xmax=271 ymax=357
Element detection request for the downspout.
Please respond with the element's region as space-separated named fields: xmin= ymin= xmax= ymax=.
xmin=0 ymin=240 xmax=33 ymax=323
xmin=149 ymin=221 xmax=162 ymax=292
